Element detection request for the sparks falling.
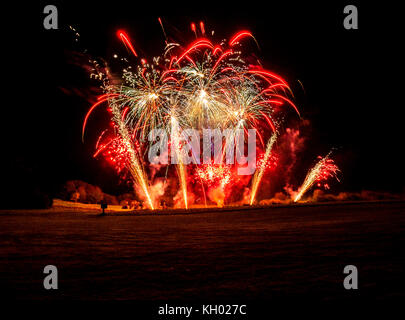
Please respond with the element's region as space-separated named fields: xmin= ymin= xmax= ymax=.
xmin=171 ymin=116 xmax=188 ymax=209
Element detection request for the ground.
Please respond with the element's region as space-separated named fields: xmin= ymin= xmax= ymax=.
xmin=0 ymin=201 xmax=404 ymax=301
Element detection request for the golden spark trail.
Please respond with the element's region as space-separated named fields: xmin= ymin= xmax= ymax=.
xmin=250 ymin=134 xmax=277 ymax=205
xmin=294 ymin=152 xmax=339 ymax=202
xmin=111 ymin=103 xmax=155 ymax=210
xmin=293 ymin=163 xmax=322 ymax=203
xmin=171 ymin=117 xmax=188 ymax=209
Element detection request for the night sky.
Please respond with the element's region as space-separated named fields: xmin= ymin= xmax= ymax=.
xmin=3 ymin=1 xmax=404 ymax=205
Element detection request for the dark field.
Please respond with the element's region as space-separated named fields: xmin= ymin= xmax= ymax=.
xmin=1 ymin=201 xmax=404 ymax=301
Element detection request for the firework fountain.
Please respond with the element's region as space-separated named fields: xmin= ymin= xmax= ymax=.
xmin=294 ymin=152 xmax=340 ymax=202
xmin=250 ymin=133 xmax=277 ymax=205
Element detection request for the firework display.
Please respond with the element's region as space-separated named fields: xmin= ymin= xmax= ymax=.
xmin=82 ymin=20 xmax=340 ymax=209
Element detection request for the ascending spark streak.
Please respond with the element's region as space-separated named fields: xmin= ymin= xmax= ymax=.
xmin=111 ymin=100 xmax=154 ymax=209
xmin=158 ymin=17 xmax=168 ymax=41
xmin=250 ymin=133 xmax=277 ymax=205
xmin=294 ymin=152 xmax=340 ymax=202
